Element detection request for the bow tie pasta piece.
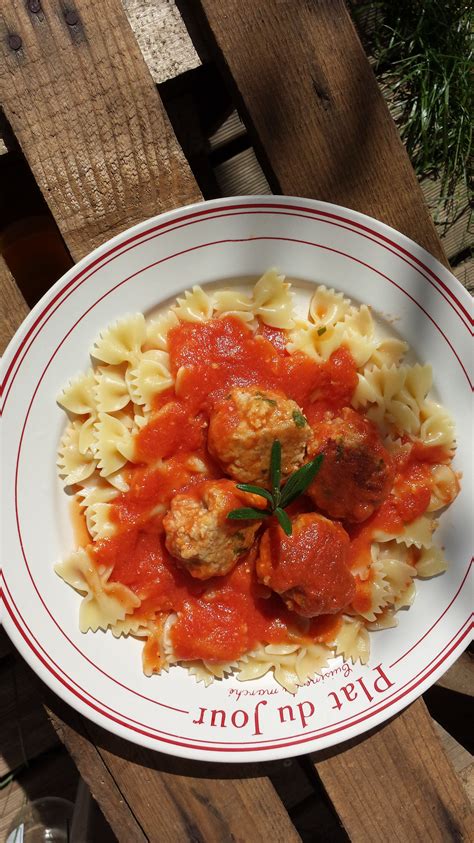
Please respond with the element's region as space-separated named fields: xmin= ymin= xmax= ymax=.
xmin=94 ymin=365 xmax=130 ymax=413
xmin=91 ymin=313 xmax=146 ymax=365
xmin=57 ymin=369 xmax=96 ymax=415
xmin=76 ymin=484 xmax=118 ymax=536
xmin=183 ymin=659 xmax=240 ymax=687
xmin=370 ymin=543 xmax=417 ymax=612
xmin=287 ymin=317 xmax=376 ymax=367
xmin=309 ymin=285 xmax=352 ymax=327
xmin=351 ymin=558 xmax=391 ymax=622
xmin=366 ymin=608 xmax=398 ymax=630
xmin=420 ymin=400 xmax=456 ymax=449
xmin=352 ymin=363 xmax=434 ymax=439
xmin=145 ymin=310 xmax=179 ymax=350
xmin=77 ymin=416 xmax=98 ymax=458
xmin=212 ymin=289 xmax=257 ymax=328
xmin=415 ymin=545 xmax=448 ymax=578
xmin=368 ymin=337 xmax=409 ymax=367
xmin=332 ymin=616 xmax=370 ymax=665
xmin=94 ymin=412 xmax=136 ymax=477
xmin=55 ymin=548 xmax=140 ymax=633
xmin=374 ymin=514 xmax=436 ymax=549
xmin=126 ymin=350 xmax=173 ymax=407
xmin=428 ymin=464 xmax=460 ymax=511
xmin=86 ymin=502 xmax=117 ymax=541
xmin=57 ymin=420 xmax=97 ymax=486
xmin=252 ymin=269 xmax=296 ymax=329
xmin=213 ymin=269 xmax=295 ymax=330
xmin=172 ymin=286 xmax=214 ymax=323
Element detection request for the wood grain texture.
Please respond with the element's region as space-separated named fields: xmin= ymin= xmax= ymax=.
xmin=45 ymin=691 xmax=300 ymax=843
xmin=196 ymin=0 xmax=446 ymax=264
xmin=312 ymin=699 xmax=473 ymax=841
xmin=46 ymin=701 xmax=147 ymax=842
xmin=0 ymin=0 xmax=201 ymax=262
xmin=0 ymin=256 xmax=29 ymax=355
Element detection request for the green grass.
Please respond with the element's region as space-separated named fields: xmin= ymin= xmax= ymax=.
xmin=352 ymin=1 xmax=472 ymax=213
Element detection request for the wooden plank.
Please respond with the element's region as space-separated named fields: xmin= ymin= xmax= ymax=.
xmin=437 ymin=652 xmax=473 ymax=697
xmin=434 ymin=722 xmax=473 ymax=780
xmin=0 ymin=656 xmax=59 ymax=777
xmin=196 ymin=0 xmax=445 ymax=264
xmin=313 ymin=699 xmax=473 ymax=841
xmin=45 ymin=691 xmax=300 ymax=843
xmin=0 ymin=0 xmax=201 ymax=262
xmin=0 ymin=257 xmax=29 ymax=355
xmin=453 ymin=258 xmax=474 ymax=295
xmin=122 ymin=0 xmax=200 ymax=84
xmin=45 ymin=699 xmax=147 ymax=842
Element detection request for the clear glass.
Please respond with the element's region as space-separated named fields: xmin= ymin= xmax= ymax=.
xmin=6 ymin=798 xmax=74 ymax=843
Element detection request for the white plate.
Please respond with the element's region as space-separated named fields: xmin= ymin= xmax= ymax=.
xmin=1 ymin=196 xmax=472 ymax=762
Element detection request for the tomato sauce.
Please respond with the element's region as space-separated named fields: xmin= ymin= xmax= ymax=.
xmin=87 ymin=315 xmax=443 ymax=664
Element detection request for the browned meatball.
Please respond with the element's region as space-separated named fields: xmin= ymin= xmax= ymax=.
xmin=163 ymin=479 xmax=264 ymax=580
xmin=256 ymin=513 xmax=354 ymax=617
xmin=208 ymin=386 xmax=310 ymax=486
xmin=307 ymin=407 xmax=394 ymax=523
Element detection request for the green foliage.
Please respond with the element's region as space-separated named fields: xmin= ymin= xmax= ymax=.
xmin=352 ymin=1 xmax=472 ymax=205
xmin=228 ymin=441 xmax=324 ymax=535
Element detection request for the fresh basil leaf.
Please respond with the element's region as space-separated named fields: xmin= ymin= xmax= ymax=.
xmin=275 ymin=507 xmax=292 ymax=536
xmin=270 ymin=440 xmax=282 ymax=499
xmin=279 ymin=454 xmax=324 ymax=508
xmin=227 ymin=508 xmax=270 ymax=521
xmin=292 ymin=410 xmax=307 ymax=428
xmin=236 ymin=484 xmax=274 ymax=506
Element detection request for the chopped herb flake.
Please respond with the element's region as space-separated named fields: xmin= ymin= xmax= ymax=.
xmin=292 ymin=410 xmax=307 ymax=428
xmin=255 ymin=392 xmax=277 ymax=406
xmin=317 ymin=326 xmax=327 ymax=336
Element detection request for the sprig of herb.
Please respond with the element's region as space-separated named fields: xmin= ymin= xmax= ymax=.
xmin=227 ymin=440 xmax=324 ymax=536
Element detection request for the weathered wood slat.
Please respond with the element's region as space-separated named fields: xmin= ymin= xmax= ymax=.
xmin=313 ymin=699 xmax=473 ymax=841
xmin=0 ymin=2 xmax=300 ymax=839
xmin=0 ymin=256 xmax=29 ymax=355
xmin=0 ymin=0 xmax=200 ymax=262
xmin=196 ymin=0 xmax=446 ymax=265
xmin=45 ymin=691 xmax=300 ymax=843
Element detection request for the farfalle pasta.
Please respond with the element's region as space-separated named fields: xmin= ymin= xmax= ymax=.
xmin=55 ymin=272 xmax=458 ymax=693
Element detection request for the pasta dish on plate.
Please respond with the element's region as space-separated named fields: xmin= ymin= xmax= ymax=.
xmin=55 ymin=270 xmax=459 ymax=693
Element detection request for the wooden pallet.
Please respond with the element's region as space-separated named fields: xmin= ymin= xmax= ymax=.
xmin=1 ymin=2 xmax=472 ymax=840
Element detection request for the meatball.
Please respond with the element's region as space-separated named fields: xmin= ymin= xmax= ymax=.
xmin=256 ymin=513 xmax=354 ymax=617
xmin=307 ymin=407 xmax=394 ymax=522
xmin=163 ymin=479 xmax=264 ymax=580
xmin=208 ymin=386 xmax=311 ymax=486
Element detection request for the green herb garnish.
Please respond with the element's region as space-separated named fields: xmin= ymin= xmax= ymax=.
xmin=256 ymin=391 xmax=277 ymax=406
xmin=317 ymin=326 xmax=327 ymax=336
xmin=227 ymin=440 xmax=324 ymax=536
xmin=292 ymin=410 xmax=308 ymax=428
